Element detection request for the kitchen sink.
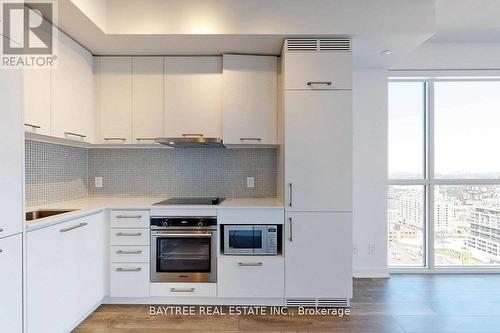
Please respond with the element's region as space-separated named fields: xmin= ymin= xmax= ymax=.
xmin=26 ymin=209 xmax=77 ymax=221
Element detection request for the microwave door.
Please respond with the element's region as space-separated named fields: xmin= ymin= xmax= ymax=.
xmin=252 ymin=225 xmax=269 ymax=254
xmin=226 ymin=227 xmax=255 ymax=254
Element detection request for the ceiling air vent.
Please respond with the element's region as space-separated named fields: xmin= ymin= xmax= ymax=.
xmin=285 ymin=38 xmax=351 ymax=52
xmin=319 ymin=39 xmax=351 ymax=51
xmin=285 ymin=39 xmax=318 ymax=51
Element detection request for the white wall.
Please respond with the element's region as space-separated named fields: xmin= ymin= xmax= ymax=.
xmin=352 ymin=69 xmax=389 ymax=278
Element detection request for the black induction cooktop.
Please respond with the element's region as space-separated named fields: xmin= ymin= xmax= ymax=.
xmin=153 ymin=197 xmax=225 ymax=205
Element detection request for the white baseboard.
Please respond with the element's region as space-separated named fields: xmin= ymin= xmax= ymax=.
xmin=353 ymin=267 xmax=390 ymax=278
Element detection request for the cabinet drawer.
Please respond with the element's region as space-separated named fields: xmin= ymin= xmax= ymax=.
xmin=111 ymin=245 xmax=150 ymax=263
xmin=110 ymin=263 xmax=149 ymax=297
xmin=218 ymin=256 xmax=284 ymax=298
xmin=111 ymin=228 xmax=149 ymax=246
xmin=284 ymin=52 xmax=352 ymax=90
xmin=150 ymin=283 xmax=217 ymax=297
xmin=218 ymin=209 xmax=284 ymax=225
xmin=111 ymin=210 xmax=150 ymax=228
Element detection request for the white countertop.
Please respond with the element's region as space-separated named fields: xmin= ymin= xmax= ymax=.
xmin=26 ymin=197 xmax=284 ymax=231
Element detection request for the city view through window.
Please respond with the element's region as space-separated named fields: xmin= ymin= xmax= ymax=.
xmin=388 ymin=80 xmax=500 ymax=268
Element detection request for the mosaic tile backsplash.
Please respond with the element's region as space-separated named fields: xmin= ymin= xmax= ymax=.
xmin=25 ymin=140 xmax=278 ymax=206
xmin=26 ymin=140 xmax=89 ymax=206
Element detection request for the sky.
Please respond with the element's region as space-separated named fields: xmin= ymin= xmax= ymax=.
xmin=389 ymin=80 xmax=500 ymax=179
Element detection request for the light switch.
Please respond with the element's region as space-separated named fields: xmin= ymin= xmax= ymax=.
xmin=95 ymin=177 xmax=103 ymax=188
xmin=246 ymin=177 xmax=255 ymax=188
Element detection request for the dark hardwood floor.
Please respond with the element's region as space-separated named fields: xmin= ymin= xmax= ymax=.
xmin=74 ymin=274 xmax=500 ymax=333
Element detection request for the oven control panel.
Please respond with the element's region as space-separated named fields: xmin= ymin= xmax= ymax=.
xmin=151 ymin=217 xmax=217 ymax=228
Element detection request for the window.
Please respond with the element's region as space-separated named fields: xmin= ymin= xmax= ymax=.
xmin=388 ymin=78 xmax=500 ymax=270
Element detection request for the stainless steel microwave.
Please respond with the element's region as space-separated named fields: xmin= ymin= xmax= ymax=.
xmin=223 ymin=225 xmax=278 ymax=255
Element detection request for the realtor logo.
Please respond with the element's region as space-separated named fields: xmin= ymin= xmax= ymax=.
xmin=1 ymin=1 xmax=57 ymax=67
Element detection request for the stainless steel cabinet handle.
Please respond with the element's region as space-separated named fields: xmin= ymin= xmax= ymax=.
xmin=25 ymin=123 xmax=41 ymax=129
xmin=182 ymin=133 xmax=203 ymax=137
xmin=170 ymin=288 xmax=195 ymax=293
xmin=288 ymin=183 xmax=293 ymax=207
xmin=116 ymin=232 xmax=142 ymax=236
xmin=240 ymin=137 xmax=262 ymax=142
xmin=116 ymin=267 xmax=141 ymax=272
xmin=136 ymin=138 xmax=157 ymax=141
xmin=116 ymin=250 xmax=142 ymax=255
xmin=307 ymin=81 xmax=332 ymax=86
xmin=116 ymin=215 xmax=142 ymax=219
xmin=64 ymin=131 xmax=87 ymax=138
xmin=104 ymin=137 xmax=127 ymax=141
xmin=238 ymin=262 xmax=263 ymax=267
xmin=153 ymin=233 xmax=211 ymax=238
xmin=0 ymin=228 xmax=3 ymax=233
xmin=289 ymin=217 xmax=293 ymax=242
xmin=60 ymin=222 xmax=87 ymax=233
xmin=0 ymin=249 xmax=3 ymax=253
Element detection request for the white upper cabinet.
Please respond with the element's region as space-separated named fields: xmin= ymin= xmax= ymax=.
xmin=24 ymin=68 xmax=51 ymax=136
xmin=284 ymin=52 xmax=352 ymax=90
xmin=285 ymin=90 xmax=352 ymax=212
xmin=132 ymin=57 xmax=164 ymax=143
xmin=98 ymin=57 xmax=133 ymax=144
xmin=0 ymin=70 xmax=23 ymax=238
xmin=164 ymin=57 xmax=222 ymax=138
xmin=51 ymin=31 xmax=95 ymax=143
xmin=222 ymin=54 xmax=277 ymax=145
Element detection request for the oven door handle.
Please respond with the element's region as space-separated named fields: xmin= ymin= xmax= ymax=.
xmin=152 ymin=233 xmax=212 ymax=238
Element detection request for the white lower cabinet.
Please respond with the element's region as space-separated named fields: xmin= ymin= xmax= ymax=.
xmin=284 ymin=212 xmax=352 ymax=299
xmin=218 ymin=256 xmax=284 ymax=298
xmin=150 ymin=283 xmax=217 ymax=297
xmin=110 ymin=263 xmax=150 ymax=297
xmin=0 ymin=234 xmax=23 ymax=333
xmin=27 ymin=213 xmax=106 ymax=333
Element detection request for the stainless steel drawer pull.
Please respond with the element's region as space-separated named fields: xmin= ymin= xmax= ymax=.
xmin=307 ymin=81 xmax=332 ymax=86
xmin=116 ymin=250 xmax=142 ymax=255
xmin=60 ymin=222 xmax=87 ymax=233
xmin=116 ymin=215 xmax=142 ymax=219
xmin=170 ymin=288 xmax=195 ymax=293
xmin=116 ymin=232 xmax=142 ymax=236
xmin=116 ymin=267 xmax=142 ymax=272
xmin=136 ymin=137 xmax=157 ymax=141
xmin=240 ymin=137 xmax=262 ymax=142
xmin=0 ymin=249 xmax=3 ymax=253
xmin=288 ymin=183 xmax=293 ymax=207
xmin=182 ymin=133 xmax=203 ymax=137
xmin=64 ymin=131 xmax=87 ymax=138
xmin=104 ymin=137 xmax=127 ymax=141
xmin=25 ymin=123 xmax=41 ymax=129
xmin=289 ymin=217 xmax=293 ymax=242
xmin=238 ymin=262 xmax=263 ymax=267
xmin=0 ymin=228 xmax=3 ymax=233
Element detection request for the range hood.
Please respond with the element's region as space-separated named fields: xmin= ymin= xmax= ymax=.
xmin=155 ymin=137 xmax=226 ymax=148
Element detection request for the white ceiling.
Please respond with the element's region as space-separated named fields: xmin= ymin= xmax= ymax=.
xmin=430 ymin=0 xmax=500 ymax=43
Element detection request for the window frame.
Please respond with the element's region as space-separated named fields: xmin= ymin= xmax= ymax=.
xmin=388 ymin=75 xmax=500 ymax=273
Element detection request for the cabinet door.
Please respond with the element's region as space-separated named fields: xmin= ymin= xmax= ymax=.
xmin=51 ymin=31 xmax=95 ymax=143
xmin=285 ymin=90 xmax=352 ymax=212
xmin=98 ymin=57 xmax=132 ymax=143
xmin=0 ymin=70 xmax=23 ymax=238
xmin=24 ymin=68 xmax=51 ymax=135
xmin=0 ymin=234 xmax=23 ymax=333
xmin=222 ymin=54 xmax=277 ymax=145
xmin=132 ymin=57 xmax=164 ymax=143
xmin=27 ymin=214 xmax=104 ymax=333
xmin=164 ymin=57 xmax=222 ymax=138
xmin=284 ymin=52 xmax=352 ymax=90
xmin=284 ymin=212 xmax=352 ymax=298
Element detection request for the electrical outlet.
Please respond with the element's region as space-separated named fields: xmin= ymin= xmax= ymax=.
xmin=368 ymin=244 xmax=375 ymax=255
xmin=246 ymin=177 xmax=255 ymax=188
xmin=95 ymin=177 xmax=103 ymax=188
xmin=353 ymin=245 xmax=358 ymax=255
